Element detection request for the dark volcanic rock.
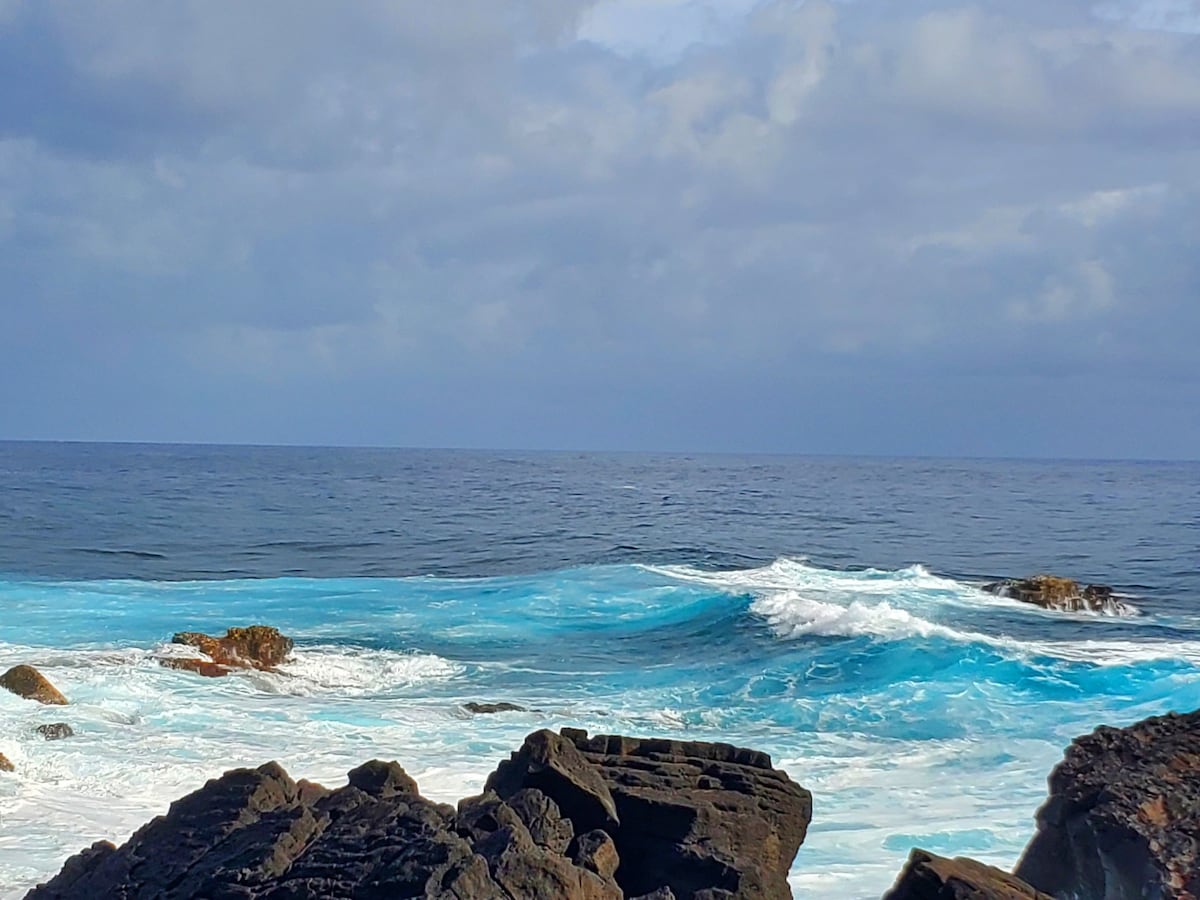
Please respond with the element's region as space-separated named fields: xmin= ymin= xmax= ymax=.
xmin=464 ymin=701 xmax=527 ymax=714
xmin=35 ymin=723 xmax=74 ymax=740
xmin=982 ymin=575 xmax=1132 ymax=615
xmin=490 ymin=728 xmax=812 ymax=900
xmin=1 ymin=665 xmax=68 ymax=705
xmin=883 ymin=849 xmax=1052 ymax=899
xmin=0 ymin=751 xmax=13 ymax=772
xmin=28 ymin=729 xmax=807 ymax=899
xmin=171 ymin=625 xmax=295 ymax=671
xmin=1014 ymin=709 xmax=1200 ymax=900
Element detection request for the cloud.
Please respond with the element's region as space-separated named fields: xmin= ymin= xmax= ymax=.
xmin=0 ymin=0 xmax=1197 ymax=454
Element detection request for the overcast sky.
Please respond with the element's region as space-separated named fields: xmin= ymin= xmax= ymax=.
xmin=1 ymin=0 xmax=1197 ymax=457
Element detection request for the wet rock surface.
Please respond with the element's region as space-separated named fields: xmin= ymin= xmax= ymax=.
xmin=1 ymin=665 xmax=68 ymax=705
xmin=35 ymin=723 xmax=74 ymax=740
xmin=0 ymin=751 xmax=13 ymax=772
xmin=982 ymin=575 xmax=1132 ymax=614
xmin=24 ymin=728 xmax=812 ymax=900
xmin=165 ymin=625 xmax=295 ymax=676
xmin=1014 ymin=709 xmax=1200 ymax=900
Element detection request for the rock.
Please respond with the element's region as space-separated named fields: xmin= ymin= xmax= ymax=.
xmin=882 ymin=849 xmax=1052 ymax=899
xmin=486 ymin=729 xmax=621 ymax=835
xmin=0 ymin=665 xmax=68 ymax=705
xmin=0 ymin=751 xmax=13 ymax=772
xmin=159 ymin=657 xmax=230 ymax=677
xmin=492 ymin=728 xmax=813 ymax=900
xmin=1014 ymin=709 xmax=1200 ymax=900
xmin=27 ymin=730 xmax=810 ymax=900
xmin=982 ymin=574 xmax=1132 ymax=614
xmin=171 ymin=625 xmax=294 ymax=671
xmin=465 ymin=701 xmax=527 ymax=714
xmin=35 ymin=723 xmax=74 ymax=740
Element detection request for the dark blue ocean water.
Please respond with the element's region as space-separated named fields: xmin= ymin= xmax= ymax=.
xmin=1 ymin=442 xmax=1198 ymax=897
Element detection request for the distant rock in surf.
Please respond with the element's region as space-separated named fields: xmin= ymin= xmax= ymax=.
xmin=982 ymin=574 xmax=1133 ymax=614
xmin=882 ymin=849 xmax=1051 ymax=899
xmin=0 ymin=751 xmax=12 ymax=772
xmin=168 ymin=625 xmax=295 ymax=674
xmin=0 ymin=665 xmax=68 ymax=705
xmin=465 ymin=701 xmax=527 ymax=714
xmin=35 ymin=723 xmax=74 ymax=741
xmin=25 ymin=728 xmax=812 ymax=900
xmin=1015 ymin=708 xmax=1200 ymax=900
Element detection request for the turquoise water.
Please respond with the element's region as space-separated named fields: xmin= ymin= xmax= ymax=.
xmin=1 ymin=444 xmax=1198 ymax=897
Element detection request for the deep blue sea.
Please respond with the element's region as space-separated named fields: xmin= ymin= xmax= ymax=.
xmin=1 ymin=442 xmax=1198 ymax=897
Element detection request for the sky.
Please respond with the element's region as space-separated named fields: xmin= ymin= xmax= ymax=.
xmin=1 ymin=0 xmax=1198 ymax=458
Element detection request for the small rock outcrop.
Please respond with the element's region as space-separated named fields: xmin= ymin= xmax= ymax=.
xmin=25 ymin=729 xmax=811 ymax=900
xmin=0 ymin=665 xmax=68 ymax=705
xmin=983 ymin=575 xmax=1132 ymax=615
xmin=465 ymin=701 xmax=527 ymax=714
xmin=35 ymin=723 xmax=74 ymax=740
xmin=0 ymin=751 xmax=12 ymax=772
xmin=164 ymin=625 xmax=295 ymax=677
xmin=883 ymin=849 xmax=1051 ymax=899
xmin=1014 ymin=709 xmax=1200 ymax=900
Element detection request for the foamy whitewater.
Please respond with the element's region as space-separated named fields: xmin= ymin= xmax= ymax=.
xmin=4 ymin=558 xmax=1200 ymax=898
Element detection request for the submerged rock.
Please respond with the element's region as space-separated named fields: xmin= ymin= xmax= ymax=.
xmin=882 ymin=849 xmax=1051 ymax=899
xmin=983 ymin=574 xmax=1132 ymax=614
xmin=35 ymin=723 xmax=74 ymax=741
xmin=465 ymin=701 xmax=527 ymax=714
xmin=25 ymin=728 xmax=811 ymax=900
xmin=158 ymin=657 xmax=231 ymax=678
xmin=170 ymin=625 xmax=294 ymax=671
xmin=0 ymin=751 xmax=12 ymax=772
xmin=0 ymin=665 xmax=68 ymax=705
xmin=1014 ymin=709 xmax=1200 ymax=900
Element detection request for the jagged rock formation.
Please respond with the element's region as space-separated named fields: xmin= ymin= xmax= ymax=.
xmin=162 ymin=625 xmax=295 ymax=677
xmin=24 ymin=728 xmax=812 ymax=900
xmin=882 ymin=850 xmax=1051 ymax=899
xmin=1 ymin=665 xmax=68 ymax=705
xmin=1014 ymin=709 xmax=1200 ymax=900
xmin=982 ymin=575 xmax=1132 ymax=614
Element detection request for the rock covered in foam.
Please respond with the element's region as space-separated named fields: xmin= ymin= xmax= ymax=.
xmin=882 ymin=849 xmax=1052 ymax=899
xmin=983 ymin=574 xmax=1132 ymax=615
xmin=25 ymin=728 xmax=811 ymax=899
xmin=167 ymin=625 xmax=295 ymax=675
xmin=35 ymin=723 xmax=74 ymax=740
xmin=1014 ymin=709 xmax=1200 ymax=900
xmin=0 ymin=664 xmax=68 ymax=705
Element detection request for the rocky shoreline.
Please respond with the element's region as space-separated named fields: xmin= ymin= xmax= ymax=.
xmin=5 ymin=603 xmax=1200 ymax=899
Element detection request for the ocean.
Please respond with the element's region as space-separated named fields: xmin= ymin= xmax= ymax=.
xmin=1 ymin=442 xmax=1198 ymax=898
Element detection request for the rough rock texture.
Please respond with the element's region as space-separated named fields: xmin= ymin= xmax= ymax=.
xmin=982 ymin=575 xmax=1132 ymax=615
xmin=35 ymin=723 xmax=74 ymax=740
xmin=169 ymin=625 xmax=295 ymax=674
xmin=0 ymin=751 xmax=12 ymax=772
xmin=488 ymin=728 xmax=812 ymax=900
xmin=25 ymin=729 xmax=810 ymax=900
xmin=1015 ymin=709 xmax=1200 ymax=900
xmin=883 ymin=850 xmax=1052 ymax=899
xmin=0 ymin=665 xmax=68 ymax=705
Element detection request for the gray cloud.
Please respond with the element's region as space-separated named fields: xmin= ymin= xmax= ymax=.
xmin=1 ymin=0 xmax=1197 ymax=455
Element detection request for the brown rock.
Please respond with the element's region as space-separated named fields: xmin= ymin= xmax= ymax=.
xmin=171 ymin=626 xmax=294 ymax=671
xmin=983 ymin=574 xmax=1132 ymax=614
xmin=0 ymin=665 xmax=68 ymax=705
xmin=0 ymin=752 xmax=13 ymax=772
xmin=159 ymin=658 xmax=230 ymax=678
xmin=1015 ymin=709 xmax=1200 ymax=900
xmin=882 ymin=849 xmax=1052 ymax=899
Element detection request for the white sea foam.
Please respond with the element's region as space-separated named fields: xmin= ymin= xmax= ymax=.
xmin=750 ymin=590 xmax=973 ymax=642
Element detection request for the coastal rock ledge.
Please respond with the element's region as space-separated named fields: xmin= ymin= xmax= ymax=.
xmin=1015 ymin=709 xmax=1200 ymax=900
xmin=24 ymin=727 xmax=813 ymax=900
